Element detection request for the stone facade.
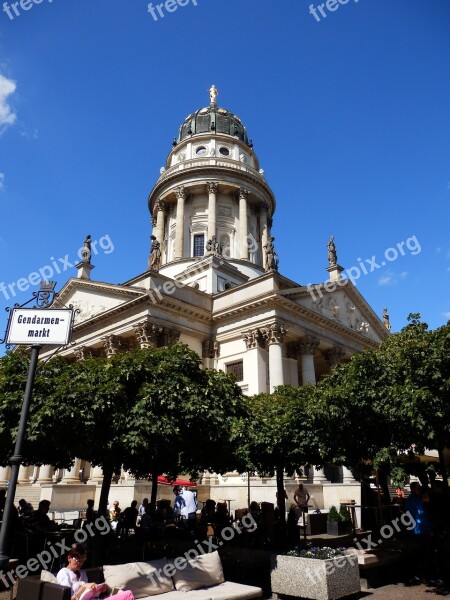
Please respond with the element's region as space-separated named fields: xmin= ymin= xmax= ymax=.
xmin=22 ymin=89 xmax=389 ymax=512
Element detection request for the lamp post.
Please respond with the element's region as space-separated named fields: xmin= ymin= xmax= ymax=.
xmin=0 ymin=282 xmax=73 ymax=571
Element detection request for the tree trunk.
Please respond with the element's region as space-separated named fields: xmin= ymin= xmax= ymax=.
xmin=150 ymin=471 xmax=159 ymax=509
xmin=438 ymin=447 xmax=449 ymax=490
xmin=276 ymin=466 xmax=286 ymax=524
xmin=98 ymin=464 xmax=114 ymax=517
xmin=377 ymin=468 xmax=391 ymax=505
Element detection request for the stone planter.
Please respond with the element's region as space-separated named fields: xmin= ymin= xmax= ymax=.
xmin=270 ymin=553 xmax=360 ymax=600
xmin=326 ymin=521 xmax=352 ymax=536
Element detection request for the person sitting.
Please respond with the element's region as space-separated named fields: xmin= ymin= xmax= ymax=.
xmin=57 ymin=543 xmax=134 ymax=600
xmin=117 ymin=500 xmax=138 ymax=537
xmin=137 ymin=498 xmax=148 ymax=526
xmin=215 ymin=503 xmax=230 ymax=537
xmin=18 ymin=498 xmax=33 ymax=517
xmin=200 ymin=499 xmax=216 ymax=537
xmin=109 ymin=500 xmax=121 ymax=532
xmin=25 ymin=500 xmax=58 ymax=533
xmin=85 ymin=499 xmax=96 ymax=524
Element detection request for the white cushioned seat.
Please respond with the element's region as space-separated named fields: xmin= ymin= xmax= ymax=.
xmin=103 ymin=560 xmax=174 ymax=598
xmin=172 ymin=551 xmax=224 ymax=592
xmin=137 ymin=591 xmax=213 ymax=600
xmin=205 ymin=582 xmax=263 ymax=600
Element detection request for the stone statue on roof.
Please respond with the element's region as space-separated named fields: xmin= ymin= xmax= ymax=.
xmin=327 ymin=236 xmax=337 ymax=267
xmin=209 ymin=84 xmax=218 ymax=107
xmin=81 ymin=235 xmax=92 ymax=264
xmin=383 ymin=308 xmax=392 ymax=331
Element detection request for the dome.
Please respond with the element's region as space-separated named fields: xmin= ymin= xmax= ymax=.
xmin=177 ymin=105 xmax=251 ymax=146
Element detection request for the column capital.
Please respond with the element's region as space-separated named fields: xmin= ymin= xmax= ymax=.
xmin=242 ymin=329 xmax=264 ymax=350
xmin=133 ymin=321 xmax=163 ymax=349
xmin=238 ymin=187 xmax=250 ymax=200
xmin=73 ymin=345 xmax=92 ymax=361
xmin=323 ymin=346 xmax=345 ymax=367
xmin=298 ymin=336 xmax=320 ymax=356
xmin=260 ymin=200 xmax=269 ymax=212
xmin=155 ymin=200 xmax=167 ymax=213
xmin=202 ymin=339 xmax=220 ymax=359
xmin=175 ymin=186 xmax=189 ymax=200
xmin=262 ymin=323 xmax=287 ymax=345
xmin=102 ymin=335 xmax=122 ymax=357
xmin=206 ymin=181 xmax=219 ymax=194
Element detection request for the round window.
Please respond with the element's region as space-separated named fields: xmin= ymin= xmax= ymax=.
xmin=219 ymin=147 xmax=230 ymax=157
xmin=196 ymin=146 xmax=207 ymax=156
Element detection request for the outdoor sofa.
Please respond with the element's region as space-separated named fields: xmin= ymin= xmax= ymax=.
xmin=16 ymin=551 xmax=263 ymax=600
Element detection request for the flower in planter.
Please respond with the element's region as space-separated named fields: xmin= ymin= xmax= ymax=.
xmin=286 ymin=542 xmax=348 ymax=560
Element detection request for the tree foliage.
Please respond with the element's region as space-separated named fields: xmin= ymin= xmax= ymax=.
xmin=313 ymin=315 xmax=450 ymax=487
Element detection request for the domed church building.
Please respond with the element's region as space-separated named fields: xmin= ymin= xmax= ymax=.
xmin=2 ymin=87 xmax=389 ymax=515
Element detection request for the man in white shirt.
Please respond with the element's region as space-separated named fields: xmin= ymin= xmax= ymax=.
xmin=173 ymin=486 xmax=197 ymax=534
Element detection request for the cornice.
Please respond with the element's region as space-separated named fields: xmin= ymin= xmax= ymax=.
xmin=213 ymin=291 xmax=380 ymax=349
xmin=148 ymin=165 xmax=276 ymax=214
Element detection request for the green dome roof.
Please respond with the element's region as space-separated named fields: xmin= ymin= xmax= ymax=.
xmin=177 ymin=106 xmax=251 ymax=146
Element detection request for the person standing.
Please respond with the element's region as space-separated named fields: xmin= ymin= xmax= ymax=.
xmin=293 ymin=483 xmax=310 ymax=513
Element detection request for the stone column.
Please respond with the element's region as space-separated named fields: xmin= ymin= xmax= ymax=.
xmin=342 ymin=466 xmax=356 ymax=484
xmin=60 ymin=458 xmax=82 ymax=484
xmin=243 ymin=329 xmax=267 ymax=394
xmin=259 ymin=202 xmax=269 ymax=260
xmin=312 ymin=467 xmax=327 ymax=483
xmin=206 ymin=182 xmax=219 ymax=241
xmin=37 ymin=465 xmax=55 ymax=484
xmin=239 ymin=188 xmax=249 ymax=260
xmin=0 ymin=466 xmax=11 ymax=486
xmin=262 ymin=323 xmax=287 ymax=392
xmin=88 ymin=466 xmax=104 ymax=484
xmin=174 ymin=187 xmax=188 ymax=259
xmin=155 ymin=201 xmax=166 ymax=245
xmin=18 ymin=465 xmax=31 ymax=484
xmin=298 ymin=336 xmax=319 ymax=385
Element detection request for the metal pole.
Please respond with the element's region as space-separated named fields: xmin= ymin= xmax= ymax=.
xmin=0 ymin=344 xmax=41 ymax=570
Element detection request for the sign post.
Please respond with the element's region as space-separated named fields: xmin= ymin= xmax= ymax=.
xmin=0 ymin=282 xmax=74 ymax=571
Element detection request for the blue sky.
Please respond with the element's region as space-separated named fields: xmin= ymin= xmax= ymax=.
xmin=0 ymin=0 xmax=449 ymax=352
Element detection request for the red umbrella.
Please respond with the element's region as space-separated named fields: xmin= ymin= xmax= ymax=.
xmin=157 ymin=475 xmax=197 ymax=487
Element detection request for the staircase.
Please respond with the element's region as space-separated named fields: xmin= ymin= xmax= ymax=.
xmin=12 ymin=485 xmax=42 ymax=510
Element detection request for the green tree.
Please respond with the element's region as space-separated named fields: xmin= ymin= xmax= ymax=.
xmin=313 ymin=315 xmax=450 ymax=493
xmin=238 ymin=385 xmax=323 ymax=525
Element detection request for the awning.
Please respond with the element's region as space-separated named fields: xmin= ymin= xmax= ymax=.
xmin=157 ymin=475 xmax=197 ymax=487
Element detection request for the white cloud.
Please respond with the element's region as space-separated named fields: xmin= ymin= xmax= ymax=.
xmin=378 ymin=270 xmax=408 ymax=286
xmin=443 ymin=312 xmax=450 ymax=319
xmin=0 ymin=73 xmax=17 ymax=133
xmin=378 ymin=274 xmax=393 ymax=286
xmin=0 ymin=173 xmax=4 ymax=190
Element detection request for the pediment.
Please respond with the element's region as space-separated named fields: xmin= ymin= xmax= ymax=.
xmin=279 ymin=280 xmax=388 ymax=343
xmin=54 ymin=279 xmax=145 ymax=324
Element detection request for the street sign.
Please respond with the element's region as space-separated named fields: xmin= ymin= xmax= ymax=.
xmin=6 ymin=308 xmax=74 ymax=346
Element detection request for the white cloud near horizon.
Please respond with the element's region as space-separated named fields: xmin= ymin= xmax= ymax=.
xmin=0 ymin=173 xmax=4 ymax=191
xmin=0 ymin=73 xmax=17 ymax=133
